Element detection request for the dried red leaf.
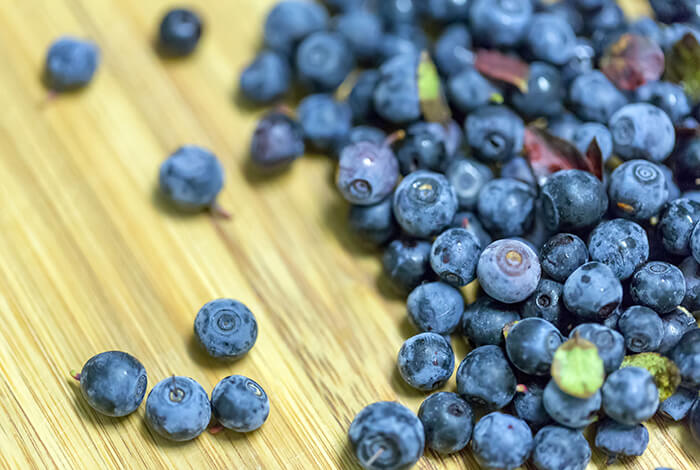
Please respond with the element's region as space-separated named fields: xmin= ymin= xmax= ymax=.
xmin=600 ymin=33 xmax=664 ymax=91
xmin=523 ymin=127 xmax=602 ymax=182
xmin=474 ymin=50 xmax=529 ymax=93
xmin=585 ymin=138 xmax=604 ymax=181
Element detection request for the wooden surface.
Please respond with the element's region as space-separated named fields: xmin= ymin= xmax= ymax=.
xmin=0 ymin=0 xmax=697 ymax=469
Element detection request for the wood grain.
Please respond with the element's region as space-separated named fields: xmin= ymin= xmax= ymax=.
xmin=0 ymin=0 xmax=696 ymax=468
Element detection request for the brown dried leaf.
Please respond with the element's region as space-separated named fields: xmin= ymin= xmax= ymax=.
xmin=523 ymin=127 xmax=602 ymax=181
xmin=474 ymin=50 xmax=529 ymax=93
xmin=600 ymin=33 xmax=664 ymax=91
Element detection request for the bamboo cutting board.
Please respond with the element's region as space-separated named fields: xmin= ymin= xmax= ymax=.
xmin=0 ymin=0 xmax=697 ymax=468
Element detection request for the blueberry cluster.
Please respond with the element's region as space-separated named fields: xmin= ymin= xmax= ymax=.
xmin=236 ymin=0 xmax=700 ymax=468
xmin=72 ymin=299 xmax=269 ymax=441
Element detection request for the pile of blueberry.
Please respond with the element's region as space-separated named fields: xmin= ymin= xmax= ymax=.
xmin=237 ymin=0 xmax=700 ymax=469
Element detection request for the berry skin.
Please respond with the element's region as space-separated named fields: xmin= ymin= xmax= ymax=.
xmin=511 ymin=63 xmax=565 ymax=119
xmin=348 ymin=401 xmax=424 ymax=470
xmin=158 ymin=9 xmax=203 ymax=56
xmin=506 ymin=318 xmax=564 ymax=376
xmin=660 ymin=386 xmax=698 ymax=421
xmin=594 ymin=419 xmax=649 ymax=460
xmin=465 ymin=106 xmax=524 ymax=163
xmin=430 ymin=228 xmax=481 ymax=287
xmin=393 ymin=170 xmax=458 ymax=239
xmin=563 ymin=262 xmax=622 ymax=321
xmin=298 ymin=94 xmax=352 ymax=152
xmin=422 ymin=0 xmax=472 ymax=23
xmin=617 ymin=305 xmax=664 ymax=353
xmin=44 ymin=37 xmax=100 ymax=91
xmin=543 ymin=379 xmax=601 ymax=429
xmin=382 ymin=239 xmax=432 ymax=293
xmin=211 ymin=375 xmax=269 ymax=432
xmin=522 ymin=279 xmax=566 ymax=328
xmin=78 ymin=351 xmax=147 ymax=417
xmin=295 ymin=31 xmax=355 ymax=92
xmin=470 ymin=412 xmax=534 ymax=470
xmin=635 ymin=81 xmax=691 ymax=124
xmin=500 ymin=156 xmax=537 ymax=188
xmin=239 ymin=51 xmax=291 ymax=103
xmin=468 ymin=0 xmax=533 ymax=48
xmin=681 ymin=257 xmax=700 ymax=312
xmin=539 ymin=170 xmax=608 ymax=232
xmin=588 ymin=219 xmax=649 ymax=281
xmin=145 ymin=376 xmax=211 ymax=442
xmin=671 ymin=329 xmax=700 ymax=388
xmin=630 ymin=262 xmax=686 ymax=314
xmin=448 ymin=67 xmax=499 ymax=114
xmin=456 ymin=345 xmax=517 ymax=410
xmin=692 ymin=222 xmax=700 ymax=264
xmin=348 ymin=70 xmax=380 ymax=123
xmin=658 ymin=199 xmax=700 ymax=255
xmin=159 ymin=146 xmax=224 ymax=212
xmin=396 ymin=122 xmax=451 ymax=175
xmin=418 ymin=392 xmax=474 ymax=455
xmin=609 ymin=103 xmax=676 ymax=163
xmin=602 ymin=367 xmax=659 ymax=425
xmin=658 ymin=308 xmax=698 ymax=354
xmin=477 ymin=179 xmax=536 ymax=238
xmin=397 ymin=333 xmax=454 ymax=391
xmin=250 ymin=111 xmax=305 ymax=169
xmin=348 ymin=197 xmax=397 ymax=246
xmin=433 ymin=24 xmax=472 ymax=77
xmin=548 ymin=112 xmax=582 ymax=141
xmin=373 ymin=54 xmax=421 ymax=125
xmin=334 ymin=10 xmax=383 ymax=62
xmin=194 ymin=299 xmax=258 ymax=360
xmin=335 ymin=126 xmax=387 ymax=158
xmin=461 ymin=297 xmax=520 ymax=347
xmin=570 ymin=323 xmax=625 ymax=374
xmin=569 ymin=71 xmax=627 ymax=123
xmin=263 ymin=1 xmax=328 ymax=57
xmin=674 ymin=138 xmax=700 ymax=188
xmin=407 ymin=282 xmax=464 ymax=335
xmin=445 ymin=158 xmax=493 ymax=211
xmin=572 ymin=122 xmax=613 ymax=162
xmin=513 ymin=382 xmax=553 ymax=431
xmin=608 ymin=160 xmax=669 ymax=221
xmin=451 ymin=212 xmax=492 ymax=248
xmin=540 ymin=233 xmax=589 ymax=283
xmin=561 ymin=38 xmax=596 ymax=86
xmin=525 ymin=14 xmax=576 ymax=65
xmin=336 ymin=141 xmax=399 ymax=206
xmin=477 ymin=239 xmax=541 ymax=304
xmin=689 ymin=398 xmax=700 ymax=443
xmin=532 ymin=425 xmax=591 ymax=470
xmin=378 ymin=0 xmax=419 ymax=26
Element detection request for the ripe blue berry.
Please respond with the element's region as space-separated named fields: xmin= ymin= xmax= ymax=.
xmin=159 ymin=146 xmax=224 ymax=212
xmin=337 ymin=140 xmax=399 ymax=206
xmin=563 ymin=262 xmax=622 ymax=321
xmin=296 ymin=31 xmax=355 ymax=92
xmin=532 ymin=425 xmax=591 ymax=470
xmin=660 ymin=386 xmax=697 ymax=421
xmin=445 ymin=158 xmax=493 ymax=211
xmin=407 ymin=282 xmax=464 ymax=335
xmin=569 ymin=71 xmax=627 ymax=123
xmin=158 ymin=9 xmax=203 ymax=56
xmin=434 ymin=24 xmax=472 ymax=77
xmin=594 ymin=419 xmax=649 ymax=461
xmin=525 ymin=14 xmax=576 ymax=65
xmin=658 ymin=308 xmax=697 ymax=354
xmin=635 ymin=81 xmax=691 ymax=124
xmin=630 ymin=262 xmax=686 ymax=314
xmin=430 ymin=228 xmax=481 ymax=287
xmin=658 ymin=198 xmax=700 ymax=255
xmin=608 ymin=160 xmax=669 ymax=221
xmin=511 ymin=62 xmax=566 ymax=119
xmin=570 ymin=323 xmax=625 ymax=374
xmin=540 ymin=170 xmax=608 ymax=231
xmin=477 ymin=239 xmax=541 ymax=304
xmin=194 ymin=299 xmax=258 ymax=360
xmin=396 ymin=122 xmax=453 ymax=175
xmin=393 ymin=170 xmax=458 ymax=239
xmin=522 ymin=279 xmax=566 ymax=328
xmin=470 ymin=412 xmax=533 ymax=470
xmin=671 ymin=329 xmax=700 ymax=388
xmin=456 ymin=345 xmax=517 ymax=410
xmin=250 ymin=111 xmax=305 ymax=169
xmin=418 ymin=392 xmax=473 ymax=455
xmin=211 ymin=375 xmax=269 ymax=432
xmin=572 ymin=122 xmax=613 ymax=162
xmin=145 ymin=376 xmax=211 ymax=441
xmin=448 ymin=67 xmax=499 ymax=114
xmin=451 ymin=212 xmax=492 ymax=248
xmin=543 ymin=379 xmax=601 ymax=429
xmin=609 ymin=103 xmax=676 ymax=163
xmin=689 ymin=398 xmax=700 ymax=443
xmin=468 ymin=0 xmax=533 ymax=47
xmin=44 ymin=37 xmax=100 ymax=91
xmin=513 ymin=382 xmax=553 ymax=431
xmin=382 ymin=239 xmax=432 ymax=292
xmin=540 ymin=233 xmax=589 ymax=283
xmin=506 ymin=318 xmax=564 ymax=376
xmin=373 ymin=54 xmax=420 ymax=124
xmin=477 ymin=178 xmax=536 ymax=238
xmin=239 ymin=51 xmax=291 ymax=104
xmin=348 ymin=197 xmax=397 ymax=246
xmin=298 ymin=94 xmax=352 ymax=152
xmin=397 ymin=332 xmax=454 ymax=391
xmin=588 ymin=219 xmax=649 ymax=281
xmin=263 ymin=1 xmax=328 ymax=57
xmin=334 ymin=10 xmax=383 ymax=62
xmin=348 ymin=70 xmax=380 ymax=123
xmin=465 ymin=106 xmax=524 ymax=163
xmin=461 ymin=296 xmax=520 ymax=347
xmin=680 ymin=257 xmax=700 ymax=312
xmin=602 ymin=367 xmax=659 ymax=425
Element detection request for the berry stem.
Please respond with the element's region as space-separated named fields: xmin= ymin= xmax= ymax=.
xmin=366 ymin=447 xmax=385 ymax=466
xmin=209 ymin=423 xmax=225 ymax=435
xmin=384 ymin=130 xmax=406 ymax=148
xmin=70 ymin=369 xmax=81 ymax=381
xmin=210 ymin=202 xmax=232 ymax=220
xmin=515 ymin=384 xmax=528 ymax=393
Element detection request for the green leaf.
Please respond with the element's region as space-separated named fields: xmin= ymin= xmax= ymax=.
xmin=417 ymin=51 xmax=451 ymax=124
xmin=621 ymin=353 xmax=681 ymax=402
xmin=666 ymin=33 xmax=700 ymax=101
xmin=551 ymin=335 xmax=605 ymax=399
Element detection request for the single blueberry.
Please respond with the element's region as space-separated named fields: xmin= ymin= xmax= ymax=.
xmin=563 ymin=262 xmax=622 ymax=321
xmin=348 ymin=197 xmax=397 ymax=246
xmin=506 ymin=318 xmax=564 ymax=376
xmin=263 ymin=1 xmax=329 ymax=57
xmin=548 ymin=112 xmax=582 ymax=141
xmin=543 ymin=379 xmax=601 ymax=429
xmin=658 ymin=198 xmax=700 ymax=255
xmin=477 ymin=239 xmax=541 ymax=304
xmin=540 ymin=233 xmax=589 ymax=283
xmin=477 ymin=178 xmax=536 ymax=238
xmin=393 ymin=170 xmax=458 ymax=239
xmin=250 ymin=111 xmax=305 ymax=169
xmin=602 ymin=367 xmax=659 ymax=425
xmin=468 ymin=0 xmax=533 ymax=48
xmin=671 ymin=329 xmax=700 ymax=388
xmin=569 ymin=71 xmax=627 ymax=123
xmin=456 ymin=345 xmax=517 ymax=410
xmin=470 ymin=412 xmax=533 ymax=469
xmin=44 ymin=37 xmax=100 ymax=91
xmin=594 ymin=419 xmax=649 ymax=460
xmin=296 ymin=31 xmax=355 ymax=92
xmin=334 ymin=10 xmax=383 ymax=62
xmin=445 ymin=158 xmax=493 ymax=211
xmin=465 ymin=105 xmax=524 ymax=163
xmin=539 ymin=170 xmax=608 ymax=232
xmin=396 ymin=122 xmax=452 ymax=175
xmin=609 ymin=103 xmax=676 ymax=163
xmin=382 ymin=239 xmax=432 ymax=293
xmin=618 ymin=305 xmax=664 ymax=353
xmin=450 ymin=212 xmax=492 ymax=248
xmin=158 ymin=9 xmax=203 ymax=56
xmin=373 ymin=54 xmax=421 ymax=125
xmin=211 ymin=375 xmax=269 ymax=432
xmin=681 ymin=256 xmax=700 ymax=312
xmin=298 ymin=94 xmax=352 ymax=152
xmin=461 ymin=296 xmax=520 ymax=347
xmin=448 ymin=67 xmax=499 ymax=114
xmin=433 ymin=24 xmax=473 ymax=77
xmin=511 ymin=62 xmax=566 ymax=119
xmin=588 ymin=219 xmax=649 ymax=281
xmin=689 ymin=398 xmax=700 ymax=443
xmin=635 ymin=81 xmax=691 ymax=124
xmin=430 ymin=228 xmax=481 ymax=287
xmin=630 ymin=262 xmax=686 ymax=314
xmin=407 ymin=282 xmax=464 ymax=335
xmin=608 ymin=160 xmax=669 ymax=221
xmin=145 ymin=376 xmax=211 ymax=441
xmin=159 ymin=145 xmax=224 ymax=212
xmin=239 ymin=51 xmax=291 ymax=103
xmin=513 ymin=382 xmax=553 ymax=431
xmin=422 ymin=0 xmax=472 ymax=23
xmin=532 ymin=425 xmax=591 ymax=470
xmin=418 ymin=392 xmax=473 ymax=455
xmin=660 ymin=386 xmax=698 ymax=421
xmin=659 ymin=307 xmax=698 ymax=354
xmin=572 ymin=122 xmax=614 ymax=162
xmin=522 ymin=279 xmax=566 ymax=329
xmin=570 ymin=323 xmax=625 ymax=374
xmin=337 ymin=140 xmax=399 ymax=206
xmin=397 ymin=332 xmax=454 ymax=391
xmin=194 ymin=299 xmax=258 ymax=360
xmin=525 ymin=14 xmax=576 ymax=65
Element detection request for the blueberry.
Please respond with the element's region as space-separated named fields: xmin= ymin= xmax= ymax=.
xmin=522 ymin=280 xmax=565 ymax=328
xmin=263 ymin=1 xmax=329 ymax=57
xmin=445 ymin=158 xmax=493 ymax=211
xmin=450 ymin=212 xmax=492 ymax=248
xmin=617 ymin=305 xmax=664 ymax=353
xmin=548 ymin=112 xmax=582 ymax=141
xmin=250 ymin=111 xmax=305 ymax=169
xmin=541 ymin=1 xmax=585 ymax=34
xmin=396 ymin=122 xmax=450 ymax=175
xmin=470 ymin=412 xmax=533 ymax=469
xmin=477 ymin=239 xmax=541 ymax=304
xmin=348 ymin=197 xmax=397 ymax=246
xmin=393 ymin=170 xmax=458 ymax=239
xmin=397 ymin=332 xmax=454 ymax=391
xmin=335 ymin=126 xmax=387 ymax=158
xmin=456 ymin=345 xmax=517 ymax=410
xmin=513 ymin=382 xmax=553 ymax=431
xmin=658 ymin=198 xmax=700 ymax=255
xmin=692 ymin=223 xmax=700 ymax=264
xmin=681 ymin=257 xmax=700 ymax=312
xmin=211 ymin=375 xmax=269 ymax=432
xmin=660 ymin=164 xmax=681 ymax=201
xmin=570 ymin=323 xmax=625 ymax=374
xmin=561 ymin=38 xmax=597 ymax=86
xmin=194 ymin=298 xmax=258 ymax=360
xmin=594 ymin=419 xmax=649 ymax=460
xmin=540 ymin=170 xmax=608 ymax=232
xmin=145 ymin=376 xmax=211 ymax=441
xmin=525 ymin=14 xmax=576 ymax=65
xmin=629 ymin=17 xmax=664 ymax=45
xmin=689 ymin=398 xmax=700 ymax=443
xmin=588 ymin=219 xmax=649 ymax=280
xmin=461 ymin=296 xmax=521 ymax=347
xmin=78 ymin=351 xmax=147 ymax=417
xmin=159 ymin=146 xmax=224 ymax=212
xmin=608 ymin=160 xmax=669 ymax=221
xmin=377 ymin=33 xmax=420 ymax=63
xmin=324 ymin=0 xmax=366 ymax=12
xmin=468 ymin=0 xmax=533 ymax=48
xmin=477 ymin=179 xmax=535 ymax=237
xmin=407 ymin=282 xmax=464 ymax=335
xmin=659 ymin=307 xmax=698 ymax=354
xmin=603 ymin=307 xmax=623 ymax=330
xmin=334 ymin=10 xmax=383 ymax=62
xmin=418 ymin=392 xmax=473 ymax=455
xmin=448 ymin=67 xmax=499 ymax=114
xmin=572 ymin=123 xmax=613 ymax=162
xmin=429 ymin=228 xmax=481 ymax=287
xmin=296 ymin=31 xmax=354 ymax=92
xmin=422 ymin=0 xmax=472 ymax=23
xmin=630 ymin=262 xmax=686 ymax=314
xmin=44 ymin=37 xmax=100 ymax=91
xmin=650 ymin=0 xmax=696 ymax=23
xmin=674 ymin=139 xmax=700 ymax=188
xmin=543 ymin=379 xmax=601 ymax=429
xmin=465 ymin=106 xmax=524 ymax=163
xmin=512 ymin=62 xmax=566 ymax=120
xmin=507 ymin=318 xmax=564 ymax=376
xmin=569 ymin=71 xmax=627 ymax=123
xmin=660 ymin=386 xmax=698 ymax=421
xmin=670 ymin=329 xmax=700 ymax=387
xmin=157 ymin=8 xmax=203 ymax=56
xmin=609 ymin=103 xmax=676 ymax=163
xmin=337 ymin=141 xmax=399 ymax=206
xmin=635 ymin=81 xmax=691 ymax=124
xmin=433 ymin=24 xmax=472 ymax=77
xmin=378 ymin=0 xmax=419 ymax=27
xmin=239 ymin=51 xmax=291 ymax=103
xmin=298 ymin=94 xmax=352 ymax=152
xmin=602 ymin=367 xmax=659 ymax=425
xmin=532 ymin=425 xmax=591 ymax=470
xmin=540 ymin=233 xmax=589 ymax=283
xmin=348 ymin=401 xmax=424 ymax=470
xmin=584 ymin=1 xmax=625 ymax=33
xmin=563 ymin=262 xmax=622 ymax=321
xmin=500 ymin=156 xmax=537 ymax=187
xmin=373 ymin=54 xmax=421 ymax=125
xmin=348 ymin=70 xmax=380 ymax=123
xmin=382 ymin=239 xmax=432 ymax=292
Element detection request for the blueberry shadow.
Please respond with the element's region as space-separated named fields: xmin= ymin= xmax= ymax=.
xmin=398 ymin=315 xmax=417 ymax=339
xmin=37 ymin=68 xmax=90 ymax=109
xmin=322 ymin=197 xmax=378 ymax=257
xmin=241 ymin=157 xmax=293 ymax=186
xmin=186 ymin=334 xmax=246 ymax=371
xmin=152 ymin=37 xmax=199 ymax=62
xmin=67 ymin=377 xmax=133 ymax=429
xmin=375 ymin=271 xmax=407 ymax=302
xmin=389 ymin=365 xmax=428 ymax=400
xmin=151 ymin=186 xmax=200 ymax=219
xmin=138 ymin=415 xmax=193 ymax=448
xmin=208 ymin=426 xmax=253 ymax=444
